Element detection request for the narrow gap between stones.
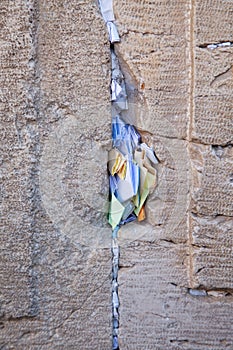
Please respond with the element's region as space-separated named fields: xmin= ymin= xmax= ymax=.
xmin=98 ymin=2 xmax=159 ymax=349
xmin=198 ymin=41 xmax=233 ymax=49
xmin=26 ymin=0 xmax=41 ymax=318
xmin=188 ymin=288 xmax=233 ymax=297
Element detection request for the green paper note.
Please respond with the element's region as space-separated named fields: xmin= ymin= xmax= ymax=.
xmin=109 ymin=193 xmax=125 ymax=229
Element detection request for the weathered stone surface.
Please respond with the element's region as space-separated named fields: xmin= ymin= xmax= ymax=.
xmin=1 ymin=0 xmax=112 ymax=349
xmin=190 ymin=214 xmax=233 ymax=289
xmin=192 ymin=0 xmax=233 ymax=144
xmin=118 ymin=242 xmax=233 ymax=350
xmin=189 ymin=142 xmax=233 ymax=290
xmin=1 ymin=0 xmax=233 ymax=349
xmin=188 ymin=0 xmax=233 ymax=297
xmin=114 ymin=0 xmax=190 ymax=139
xmin=190 ymin=143 xmax=233 ymax=217
xmin=0 ymin=0 xmax=33 ymax=319
xmin=114 ymin=0 xmax=233 ymax=349
xmin=192 ymin=48 xmax=233 ymax=144
xmin=195 ymin=0 xmax=233 ymax=45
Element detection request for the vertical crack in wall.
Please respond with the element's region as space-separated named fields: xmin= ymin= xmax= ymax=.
xmin=187 ymin=0 xmax=196 ymax=288
xmin=109 ymin=34 xmax=123 ymax=350
xmin=112 ymin=226 xmax=120 ymax=349
xmin=98 ymin=2 xmax=158 ymax=349
xmin=26 ymin=0 xmax=41 ymax=316
xmin=109 ymin=49 xmax=158 ymax=348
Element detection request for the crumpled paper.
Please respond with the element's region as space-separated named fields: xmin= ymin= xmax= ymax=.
xmin=108 ymin=115 xmax=158 ymax=229
xmin=99 ymin=0 xmax=120 ymax=43
xmin=107 ymin=35 xmax=159 ymax=229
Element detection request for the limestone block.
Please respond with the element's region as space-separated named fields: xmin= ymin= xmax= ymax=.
xmin=114 ymin=0 xmax=190 ymax=139
xmin=119 ymin=242 xmax=233 ymax=350
xmin=192 ymin=48 xmax=233 ymax=144
xmin=192 ymin=1 xmax=233 ymax=144
xmin=0 ymin=0 xmax=33 ymax=319
xmin=189 ymin=143 xmax=232 ymax=290
xmin=1 ymin=0 xmax=112 ymax=349
xmin=190 ymin=214 xmax=233 ymax=289
xmin=1 ymin=0 xmax=233 ymax=349
xmin=190 ymin=143 xmax=233 ymax=217
xmin=195 ymin=0 xmax=233 ymax=45
xmin=39 ymin=0 xmax=110 ymax=115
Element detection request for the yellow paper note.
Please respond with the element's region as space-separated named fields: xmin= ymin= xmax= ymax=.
xmin=117 ymin=161 xmax=127 ymax=179
xmin=108 ymin=148 xmax=126 ymax=176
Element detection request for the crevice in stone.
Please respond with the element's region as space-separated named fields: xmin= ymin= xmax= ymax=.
xmin=14 ymin=114 xmax=24 ymax=149
xmin=98 ymin=2 xmax=159 ymax=349
xmin=170 ymin=282 xmax=178 ymax=287
xmin=118 ymin=263 xmax=135 ymax=272
xmin=170 ymin=339 xmax=189 ymax=344
xmin=160 ymin=238 xmax=177 ymax=245
xmin=196 ymin=266 xmax=206 ymax=274
xmin=188 ymin=288 xmax=233 ymax=298
xmin=211 ymin=144 xmax=233 ymax=159
xmin=198 ymin=42 xmax=233 ymax=49
xmin=207 ymin=290 xmax=233 ymax=298
xmin=191 ymin=243 xmax=209 ymax=249
xmin=120 ymin=28 xmax=165 ymax=38
xmin=25 ymin=0 xmax=41 ymax=318
xmin=112 ymin=237 xmax=120 ymax=350
xmin=0 ymin=313 xmax=37 ymax=322
xmin=190 ymin=138 xmax=233 ymax=147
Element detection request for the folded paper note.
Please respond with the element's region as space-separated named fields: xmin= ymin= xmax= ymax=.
xmin=108 ymin=148 xmax=126 ymax=177
xmin=111 ymin=80 xmax=122 ymax=101
xmin=115 ymin=160 xmax=139 ymax=202
xmin=109 ymin=193 xmax=125 ymax=229
xmin=104 ymin=18 xmax=159 ymax=230
xmin=108 ymin=115 xmax=158 ymax=229
xmin=99 ymin=1 xmax=120 ymax=43
xmin=107 ymin=22 xmax=120 ymax=43
xmin=99 ymin=0 xmax=115 ymax=22
xmin=140 ymin=143 xmax=159 ymax=165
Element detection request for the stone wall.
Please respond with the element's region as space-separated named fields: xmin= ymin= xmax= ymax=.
xmin=0 ymin=0 xmax=232 ymax=349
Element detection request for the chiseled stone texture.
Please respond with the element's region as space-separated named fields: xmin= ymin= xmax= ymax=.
xmin=118 ymin=243 xmax=233 ymax=350
xmin=193 ymin=47 xmax=233 ymax=145
xmin=114 ymin=0 xmax=233 ymax=349
xmin=195 ymin=0 xmax=233 ymax=45
xmin=0 ymin=0 xmax=34 ymax=319
xmin=114 ymin=0 xmax=190 ymax=140
xmin=1 ymin=0 xmax=112 ymax=349
xmin=1 ymin=0 xmax=233 ymax=349
xmin=189 ymin=0 xmax=233 ymax=294
xmin=190 ymin=214 xmax=233 ymax=290
xmin=190 ymin=143 xmax=233 ymax=217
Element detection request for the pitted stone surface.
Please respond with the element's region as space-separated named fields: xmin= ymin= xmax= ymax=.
xmin=1 ymin=0 xmax=111 ymax=349
xmin=1 ymin=0 xmax=233 ymax=349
